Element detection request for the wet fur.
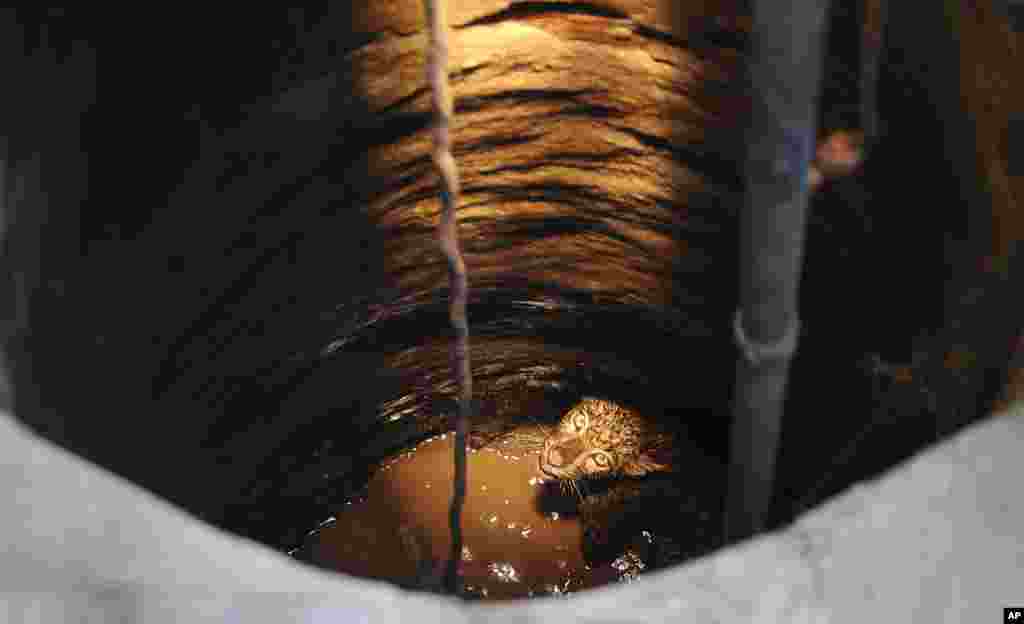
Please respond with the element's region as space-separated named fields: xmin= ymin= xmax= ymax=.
xmin=538 ymin=397 xmax=675 ymax=482
xmin=536 ymin=398 xmax=721 ymax=565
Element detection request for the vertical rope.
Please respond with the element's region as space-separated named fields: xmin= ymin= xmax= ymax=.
xmin=422 ymin=0 xmax=472 ymax=597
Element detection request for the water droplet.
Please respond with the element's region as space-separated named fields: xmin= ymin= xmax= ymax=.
xmin=556 ymin=560 xmax=567 ymax=570
xmin=425 ymin=482 xmax=432 ymax=489
xmin=461 ymin=546 xmax=473 ymax=561
xmin=611 ymin=551 xmax=646 ymax=582
xmin=488 ymin=514 xmax=498 ymax=524
xmin=481 ymin=485 xmax=488 ymax=492
xmin=488 ymin=562 xmax=521 ymax=583
xmin=504 ymin=499 xmax=510 ymax=505
xmin=506 ymin=522 xmax=517 ymax=530
xmin=548 ymin=512 xmax=560 ymax=521
xmin=520 ymin=526 xmax=533 ymax=538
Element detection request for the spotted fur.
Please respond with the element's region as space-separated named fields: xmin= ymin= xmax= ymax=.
xmin=538 ymin=397 xmax=673 ymax=480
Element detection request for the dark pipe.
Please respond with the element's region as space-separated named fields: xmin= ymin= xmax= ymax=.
xmin=724 ymin=0 xmax=831 ymax=541
xmin=860 ymin=0 xmax=889 ymax=154
xmin=0 ymin=144 xmax=8 ymax=414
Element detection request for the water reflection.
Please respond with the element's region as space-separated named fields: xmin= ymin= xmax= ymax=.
xmin=229 ymin=290 xmax=734 ymax=582
xmin=298 ymin=424 xmax=717 ymax=600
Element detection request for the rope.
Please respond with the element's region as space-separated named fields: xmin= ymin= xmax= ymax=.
xmin=422 ymin=0 xmax=472 ymax=597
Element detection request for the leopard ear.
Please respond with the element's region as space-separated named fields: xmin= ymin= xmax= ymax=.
xmin=622 ymin=434 xmax=673 ymax=476
xmin=622 ymin=452 xmax=671 ymax=477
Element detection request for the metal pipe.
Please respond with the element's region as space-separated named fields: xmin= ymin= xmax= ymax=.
xmin=0 ymin=139 xmax=9 ymax=413
xmin=860 ymin=0 xmax=889 ymax=156
xmin=724 ymin=0 xmax=831 ymax=541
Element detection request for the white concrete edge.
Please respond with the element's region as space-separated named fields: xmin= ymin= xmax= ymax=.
xmin=2 ymin=404 xmax=1021 ymax=623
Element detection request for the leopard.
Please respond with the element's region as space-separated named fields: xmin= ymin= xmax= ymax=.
xmin=535 ymin=397 xmax=724 ymax=567
xmin=538 ymin=397 xmax=674 ymax=481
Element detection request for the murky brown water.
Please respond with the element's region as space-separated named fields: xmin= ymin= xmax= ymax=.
xmin=299 ymin=425 xmax=655 ymax=600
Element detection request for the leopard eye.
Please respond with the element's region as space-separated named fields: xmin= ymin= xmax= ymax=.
xmin=591 ymin=453 xmax=609 ymax=467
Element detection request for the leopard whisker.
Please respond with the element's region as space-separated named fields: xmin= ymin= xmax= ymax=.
xmin=570 ymin=479 xmax=584 ymax=504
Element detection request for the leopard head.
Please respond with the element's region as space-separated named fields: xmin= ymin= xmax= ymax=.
xmin=538 ymin=398 xmax=672 ymax=481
